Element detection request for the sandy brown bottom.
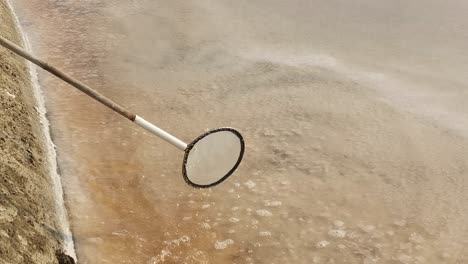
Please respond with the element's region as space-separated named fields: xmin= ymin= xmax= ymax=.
xmin=0 ymin=1 xmax=72 ymax=263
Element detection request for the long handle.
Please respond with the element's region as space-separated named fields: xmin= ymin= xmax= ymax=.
xmin=0 ymin=35 xmax=187 ymax=150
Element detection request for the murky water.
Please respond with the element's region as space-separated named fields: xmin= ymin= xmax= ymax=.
xmin=10 ymin=0 xmax=468 ymax=263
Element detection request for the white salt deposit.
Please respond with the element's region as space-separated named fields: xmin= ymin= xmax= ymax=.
xmin=396 ymin=254 xmax=412 ymax=263
xmin=265 ymin=201 xmax=282 ymax=207
xmin=394 ymin=220 xmax=407 ymax=227
xmin=360 ymin=225 xmax=376 ymax=233
xmin=256 ymin=209 xmax=273 ymax=217
xmin=148 ymin=249 xmax=171 ymax=264
xmin=200 ymin=223 xmax=211 ymax=230
xmin=5 ymin=91 xmax=16 ymax=98
xmin=316 ymin=240 xmax=330 ymax=248
xmin=328 ymin=229 xmax=346 ymax=238
xmin=244 ymin=180 xmax=256 ymax=189
xmin=163 ymin=235 xmax=190 ymax=247
xmin=333 ymin=220 xmax=344 ymax=228
xmin=409 ymin=233 xmax=425 ymax=244
xmin=214 ymin=239 xmax=234 ymax=250
xmin=0 ymin=230 xmax=9 ymax=238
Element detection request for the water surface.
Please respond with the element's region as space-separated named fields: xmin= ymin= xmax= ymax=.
xmin=12 ymin=0 xmax=468 ymax=263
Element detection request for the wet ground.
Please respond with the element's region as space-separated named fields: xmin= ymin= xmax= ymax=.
xmin=10 ymin=0 xmax=468 ymax=263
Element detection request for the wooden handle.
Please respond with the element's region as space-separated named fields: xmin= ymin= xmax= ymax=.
xmin=0 ymin=35 xmax=136 ymax=121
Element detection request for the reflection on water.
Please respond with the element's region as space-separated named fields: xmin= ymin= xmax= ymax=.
xmin=11 ymin=0 xmax=468 ymax=263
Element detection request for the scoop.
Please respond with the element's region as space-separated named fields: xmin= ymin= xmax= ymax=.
xmin=0 ymin=35 xmax=244 ymax=188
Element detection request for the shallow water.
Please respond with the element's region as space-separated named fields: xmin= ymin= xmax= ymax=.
xmin=10 ymin=0 xmax=468 ymax=263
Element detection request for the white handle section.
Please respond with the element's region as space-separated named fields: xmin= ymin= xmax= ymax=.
xmin=134 ymin=115 xmax=187 ymax=150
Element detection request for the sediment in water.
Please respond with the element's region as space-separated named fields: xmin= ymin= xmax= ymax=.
xmin=0 ymin=1 xmax=75 ymax=263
